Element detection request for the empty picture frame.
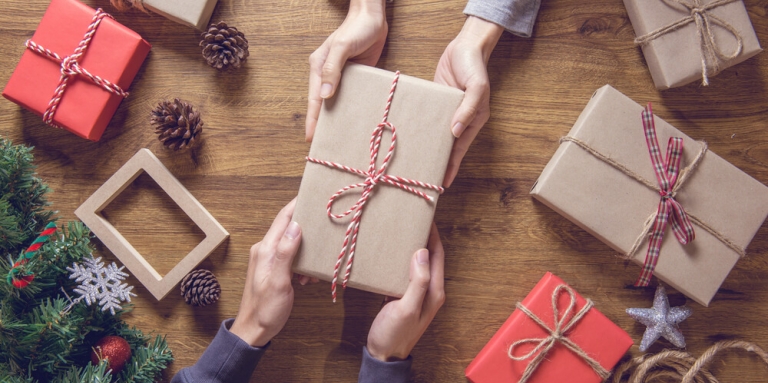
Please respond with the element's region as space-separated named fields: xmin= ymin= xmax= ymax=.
xmin=75 ymin=148 xmax=229 ymax=300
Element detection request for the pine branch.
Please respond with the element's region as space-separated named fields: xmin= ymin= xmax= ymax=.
xmin=118 ymin=335 xmax=173 ymax=383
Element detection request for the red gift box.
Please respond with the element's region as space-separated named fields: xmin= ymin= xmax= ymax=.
xmin=465 ymin=272 xmax=633 ymax=383
xmin=2 ymin=0 xmax=150 ymax=141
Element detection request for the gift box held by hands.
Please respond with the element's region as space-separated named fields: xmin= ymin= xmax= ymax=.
xmin=531 ymin=85 xmax=768 ymax=306
xmin=624 ymin=0 xmax=762 ymax=89
xmin=2 ymin=0 xmax=150 ymax=141
xmin=292 ymin=63 xmax=463 ymax=300
xmin=465 ymin=272 xmax=632 ymax=383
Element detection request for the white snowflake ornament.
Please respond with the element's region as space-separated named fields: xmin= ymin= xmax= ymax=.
xmin=67 ymin=255 xmax=136 ymax=315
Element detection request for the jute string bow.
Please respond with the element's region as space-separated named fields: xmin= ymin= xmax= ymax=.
xmin=507 ymin=284 xmax=610 ymax=383
xmin=305 ymin=71 xmax=444 ymax=302
xmin=24 ymin=8 xmax=129 ymax=128
xmin=634 ymin=0 xmax=743 ymax=86
xmin=560 ymin=104 xmax=745 ymax=286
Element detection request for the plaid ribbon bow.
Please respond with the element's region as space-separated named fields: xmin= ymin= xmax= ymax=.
xmin=635 ymin=103 xmax=696 ymax=286
xmin=306 ymin=71 xmax=444 ymax=302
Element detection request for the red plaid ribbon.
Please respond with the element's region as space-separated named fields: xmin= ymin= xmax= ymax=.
xmin=24 ymin=8 xmax=129 ymax=128
xmin=306 ymin=71 xmax=444 ymax=302
xmin=635 ymin=103 xmax=696 ymax=286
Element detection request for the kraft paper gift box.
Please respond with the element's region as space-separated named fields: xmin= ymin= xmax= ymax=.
xmin=623 ymin=0 xmax=762 ymax=89
xmin=140 ymin=0 xmax=217 ymax=30
xmin=531 ymin=85 xmax=768 ymax=306
xmin=292 ymin=63 xmax=463 ymax=299
xmin=464 ymin=272 xmax=633 ymax=383
xmin=2 ymin=0 xmax=150 ymax=141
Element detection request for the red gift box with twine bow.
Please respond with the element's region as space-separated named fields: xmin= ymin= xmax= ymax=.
xmin=3 ymin=0 xmax=150 ymax=141
xmin=465 ymin=273 xmax=632 ymax=383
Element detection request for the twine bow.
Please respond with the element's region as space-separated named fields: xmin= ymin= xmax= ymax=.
xmin=24 ymin=8 xmax=129 ymax=129
xmin=507 ymin=284 xmax=610 ymax=383
xmin=634 ymin=0 xmax=743 ymax=86
xmin=306 ymin=71 xmax=444 ymax=302
xmin=635 ymin=103 xmax=695 ymax=286
xmin=7 ymin=222 xmax=58 ymax=288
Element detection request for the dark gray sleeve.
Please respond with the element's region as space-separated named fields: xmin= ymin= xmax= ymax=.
xmin=358 ymin=346 xmax=413 ymax=383
xmin=464 ymin=0 xmax=542 ymax=37
xmin=171 ymin=319 xmax=267 ymax=383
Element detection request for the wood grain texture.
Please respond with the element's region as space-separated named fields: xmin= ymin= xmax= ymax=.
xmin=1 ymin=0 xmax=768 ymax=381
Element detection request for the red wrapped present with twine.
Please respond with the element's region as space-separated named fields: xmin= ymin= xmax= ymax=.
xmin=3 ymin=0 xmax=150 ymax=141
xmin=465 ymin=272 xmax=633 ymax=383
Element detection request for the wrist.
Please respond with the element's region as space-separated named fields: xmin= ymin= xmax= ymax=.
xmin=349 ymin=0 xmax=386 ymax=16
xmin=459 ymin=16 xmax=503 ymax=61
xmin=230 ymin=317 xmax=271 ymax=347
xmin=368 ymin=346 xmax=408 ymax=362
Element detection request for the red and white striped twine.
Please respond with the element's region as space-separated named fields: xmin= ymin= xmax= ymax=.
xmin=306 ymin=71 xmax=444 ymax=302
xmin=24 ymin=9 xmax=129 ymax=129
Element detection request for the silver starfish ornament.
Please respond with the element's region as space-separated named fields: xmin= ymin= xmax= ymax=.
xmin=627 ymin=285 xmax=692 ymax=352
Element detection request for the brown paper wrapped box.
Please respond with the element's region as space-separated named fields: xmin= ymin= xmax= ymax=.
xmin=531 ymin=85 xmax=768 ymax=306
xmin=623 ymin=0 xmax=762 ymax=90
xmin=292 ymin=64 xmax=463 ymax=298
xmin=141 ymin=0 xmax=216 ymax=30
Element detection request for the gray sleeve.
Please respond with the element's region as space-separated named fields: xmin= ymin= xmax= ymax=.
xmin=170 ymin=319 xmax=267 ymax=383
xmin=464 ymin=0 xmax=542 ymax=37
xmin=358 ymin=346 xmax=412 ymax=383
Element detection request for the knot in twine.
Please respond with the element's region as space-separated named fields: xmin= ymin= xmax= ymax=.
xmin=305 ymin=71 xmax=444 ymax=302
xmin=507 ymin=284 xmax=610 ymax=383
xmin=634 ymin=0 xmax=743 ymax=86
xmin=24 ymin=9 xmax=129 ymax=129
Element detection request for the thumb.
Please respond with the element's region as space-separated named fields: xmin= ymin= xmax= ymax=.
xmin=451 ymin=78 xmax=488 ymax=138
xmin=319 ymin=40 xmax=354 ymax=99
xmin=398 ymin=249 xmax=431 ymax=311
xmin=275 ymin=221 xmax=302 ymax=269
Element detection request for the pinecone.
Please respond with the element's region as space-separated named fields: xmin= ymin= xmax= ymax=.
xmin=109 ymin=0 xmax=146 ymax=12
xmin=150 ymin=99 xmax=203 ymax=151
xmin=199 ymin=22 xmax=249 ymax=70
xmin=180 ymin=269 xmax=221 ymax=307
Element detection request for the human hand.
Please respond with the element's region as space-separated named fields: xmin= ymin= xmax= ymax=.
xmin=365 ymin=224 xmax=446 ymax=361
xmin=434 ymin=16 xmax=504 ymax=187
xmin=306 ymin=0 xmax=388 ymax=142
xmin=230 ymin=199 xmax=302 ymax=347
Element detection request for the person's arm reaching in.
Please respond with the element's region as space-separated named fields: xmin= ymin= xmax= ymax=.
xmin=436 ymin=0 xmax=542 ymax=187
xmin=358 ymin=224 xmax=446 ymax=383
xmin=306 ymin=0 xmax=388 ymax=142
xmin=171 ymin=199 xmax=303 ymax=383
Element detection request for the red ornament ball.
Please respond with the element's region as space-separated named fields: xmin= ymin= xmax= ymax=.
xmin=90 ymin=335 xmax=132 ymax=373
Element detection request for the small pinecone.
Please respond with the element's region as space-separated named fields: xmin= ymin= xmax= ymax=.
xmin=199 ymin=21 xmax=249 ymax=70
xmin=181 ymin=269 xmax=221 ymax=307
xmin=110 ymin=0 xmax=146 ymax=12
xmin=151 ymin=99 xmax=203 ymax=151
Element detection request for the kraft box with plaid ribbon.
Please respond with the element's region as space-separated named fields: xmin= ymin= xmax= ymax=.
xmin=3 ymin=0 xmax=150 ymax=141
xmin=530 ymin=85 xmax=768 ymax=306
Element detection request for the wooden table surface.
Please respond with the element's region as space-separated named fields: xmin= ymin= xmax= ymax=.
xmin=2 ymin=0 xmax=768 ymax=381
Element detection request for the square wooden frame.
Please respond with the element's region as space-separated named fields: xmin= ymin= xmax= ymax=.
xmin=75 ymin=148 xmax=229 ymax=300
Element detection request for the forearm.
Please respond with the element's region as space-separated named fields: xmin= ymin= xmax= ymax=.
xmin=464 ymin=0 xmax=542 ymax=38
xmin=349 ymin=0 xmax=387 ymax=15
xmin=458 ymin=16 xmax=505 ymax=63
xmin=171 ymin=319 xmax=267 ymax=383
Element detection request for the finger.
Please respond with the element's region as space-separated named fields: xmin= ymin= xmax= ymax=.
xmin=275 ymin=221 xmax=302 ymax=270
xmin=443 ymin=121 xmax=483 ymax=188
xmin=263 ymin=198 xmax=298 ymax=250
xmin=307 ymin=45 xmax=329 ymax=142
xmin=450 ymin=78 xmax=489 ymax=138
xmin=398 ymin=248 xmax=431 ymax=313
xmin=298 ymin=274 xmax=310 ymax=285
xmin=424 ymin=224 xmax=446 ymax=316
xmin=320 ymin=38 xmax=354 ymax=100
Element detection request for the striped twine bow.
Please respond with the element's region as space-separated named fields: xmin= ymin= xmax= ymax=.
xmin=635 ymin=103 xmax=695 ymax=286
xmin=507 ymin=284 xmax=610 ymax=383
xmin=24 ymin=8 xmax=129 ymax=129
xmin=7 ymin=222 xmax=58 ymax=288
xmin=306 ymin=71 xmax=444 ymax=302
xmin=634 ymin=0 xmax=743 ymax=86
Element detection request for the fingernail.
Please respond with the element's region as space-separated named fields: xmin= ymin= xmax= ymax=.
xmin=299 ymin=276 xmax=308 ymax=285
xmin=452 ymin=122 xmax=465 ymax=137
xmin=417 ymin=249 xmax=429 ymax=264
xmin=320 ymin=83 xmax=333 ymax=98
xmin=285 ymin=221 xmax=301 ymax=240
